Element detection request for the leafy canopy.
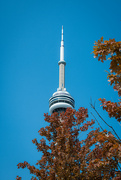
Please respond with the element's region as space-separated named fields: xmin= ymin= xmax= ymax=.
xmin=93 ymin=37 xmax=121 ymax=122
xmin=17 ymin=108 xmax=121 ymax=179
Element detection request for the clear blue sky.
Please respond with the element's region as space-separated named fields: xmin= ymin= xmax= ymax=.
xmin=0 ymin=0 xmax=121 ymax=179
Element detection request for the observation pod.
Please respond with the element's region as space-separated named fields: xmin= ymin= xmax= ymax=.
xmin=49 ymin=90 xmax=75 ymax=114
xmin=49 ymin=26 xmax=75 ymax=114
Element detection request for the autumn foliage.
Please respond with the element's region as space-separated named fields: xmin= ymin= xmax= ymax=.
xmin=93 ymin=37 xmax=121 ymax=97
xmin=17 ymin=107 xmax=121 ymax=179
xmin=93 ymin=37 xmax=121 ymax=124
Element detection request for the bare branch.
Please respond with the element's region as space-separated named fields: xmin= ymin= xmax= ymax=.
xmin=90 ymin=102 xmax=121 ymax=141
xmin=91 ymin=112 xmax=104 ymax=131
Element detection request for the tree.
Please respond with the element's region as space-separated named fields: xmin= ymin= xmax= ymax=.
xmin=16 ymin=107 xmax=121 ymax=179
xmin=16 ymin=38 xmax=121 ymax=179
xmin=93 ymin=37 xmax=121 ymax=122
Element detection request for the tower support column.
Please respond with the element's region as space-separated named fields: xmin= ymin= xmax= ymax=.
xmin=59 ymin=63 xmax=65 ymax=90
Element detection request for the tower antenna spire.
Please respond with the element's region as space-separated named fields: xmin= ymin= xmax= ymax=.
xmin=62 ymin=25 xmax=63 ymax=41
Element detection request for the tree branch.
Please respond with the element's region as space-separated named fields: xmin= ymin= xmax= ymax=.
xmin=90 ymin=102 xmax=121 ymax=141
xmin=91 ymin=112 xmax=104 ymax=132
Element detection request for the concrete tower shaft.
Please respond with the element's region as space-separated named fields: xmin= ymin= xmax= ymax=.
xmin=59 ymin=63 xmax=65 ymax=90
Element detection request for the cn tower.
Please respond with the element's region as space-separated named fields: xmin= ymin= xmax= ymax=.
xmin=49 ymin=26 xmax=75 ymax=114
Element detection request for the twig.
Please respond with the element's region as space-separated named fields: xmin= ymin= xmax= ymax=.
xmin=90 ymin=103 xmax=121 ymax=141
xmin=91 ymin=112 xmax=104 ymax=132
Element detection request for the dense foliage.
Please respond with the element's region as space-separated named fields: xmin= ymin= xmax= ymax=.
xmin=93 ymin=37 xmax=121 ymax=122
xmin=93 ymin=37 xmax=121 ymax=97
xmin=16 ymin=107 xmax=121 ymax=179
